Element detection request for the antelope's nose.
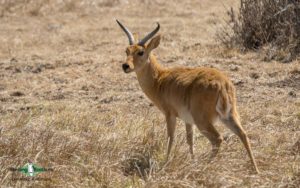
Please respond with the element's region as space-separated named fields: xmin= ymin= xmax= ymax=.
xmin=122 ymin=63 xmax=130 ymax=71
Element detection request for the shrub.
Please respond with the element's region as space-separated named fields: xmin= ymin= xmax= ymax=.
xmin=218 ymin=0 xmax=300 ymax=62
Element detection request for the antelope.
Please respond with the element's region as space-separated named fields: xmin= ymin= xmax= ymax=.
xmin=116 ymin=20 xmax=259 ymax=173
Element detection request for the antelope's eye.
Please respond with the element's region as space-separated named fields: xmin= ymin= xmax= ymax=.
xmin=137 ymin=51 xmax=144 ymax=56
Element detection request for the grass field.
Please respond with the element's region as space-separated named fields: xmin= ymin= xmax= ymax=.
xmin=0 ymin=0 xmax=299 ymax=187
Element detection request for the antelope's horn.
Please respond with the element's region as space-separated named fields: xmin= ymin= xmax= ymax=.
xmin=116 ymin=19 xmax=135 ymax=45
xmin=138 ymin=22 xmax=160 ymax=46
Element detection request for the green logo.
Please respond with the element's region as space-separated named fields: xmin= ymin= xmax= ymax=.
xmin=9 ymin=161 xmax=53 ymax=178
xmin=17 ymin=163 xmax=47 ymax=177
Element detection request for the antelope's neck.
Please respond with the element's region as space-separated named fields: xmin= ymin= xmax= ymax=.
xmin=136 ymin=54 xmax=164 ymax=107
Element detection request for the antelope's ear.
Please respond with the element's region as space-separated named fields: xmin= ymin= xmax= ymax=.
xmin=146 ymin=35 xmax=161 ymax=52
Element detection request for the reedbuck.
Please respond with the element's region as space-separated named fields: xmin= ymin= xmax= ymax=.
xmin=116 ymin=20 xmax=259 ymax=173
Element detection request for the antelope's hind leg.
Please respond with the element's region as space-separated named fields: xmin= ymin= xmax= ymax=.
xmin=221 ymin=112 xmax=259 ymax=173
xmin=195 ymin=120 xmax=223 ymax=159
xmin=185 ymin=123 xmax=194 ymax=158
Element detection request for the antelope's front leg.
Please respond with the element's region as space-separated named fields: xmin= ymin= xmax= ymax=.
xmin=166 ymin=114 xmax=176 ymax=159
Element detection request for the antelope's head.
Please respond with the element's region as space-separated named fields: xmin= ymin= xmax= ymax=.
xmin=116 ymin=19 xmax=161 ymax=73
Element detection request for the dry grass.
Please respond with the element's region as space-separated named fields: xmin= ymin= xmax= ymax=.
xmin=0 ymin=0 xmax=299 ymax=187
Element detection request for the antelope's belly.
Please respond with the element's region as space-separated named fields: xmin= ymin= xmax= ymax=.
xmin=177 ymin=107 xmax=195 ymax=125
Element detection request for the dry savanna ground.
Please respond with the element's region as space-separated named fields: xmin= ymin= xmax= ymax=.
xmin=0 ymin=0 xmax=299 ymax=187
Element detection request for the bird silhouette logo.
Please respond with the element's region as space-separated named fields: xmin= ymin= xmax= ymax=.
xmin=18 ymin=162 xmax=46 ymax=177
xmin=10 ymin=160 xmax=52 ymax=177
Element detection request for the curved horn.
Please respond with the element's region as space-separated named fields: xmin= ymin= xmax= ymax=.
xmin=138 ymin=22 xmax=160 ymax=46
xmin=116 ymin=19 xmax=135 ymax=45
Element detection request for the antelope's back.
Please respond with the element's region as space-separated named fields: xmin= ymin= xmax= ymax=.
xmin=155 ymin=67 xmax=235 ymax=119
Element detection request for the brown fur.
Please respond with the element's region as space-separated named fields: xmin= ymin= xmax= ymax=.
xmin=121 ymin=34 xmax=259 ymax=173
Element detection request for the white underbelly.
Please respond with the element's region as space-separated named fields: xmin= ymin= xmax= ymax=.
xmin=178 ymin=107 xmax=195 ymax=125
